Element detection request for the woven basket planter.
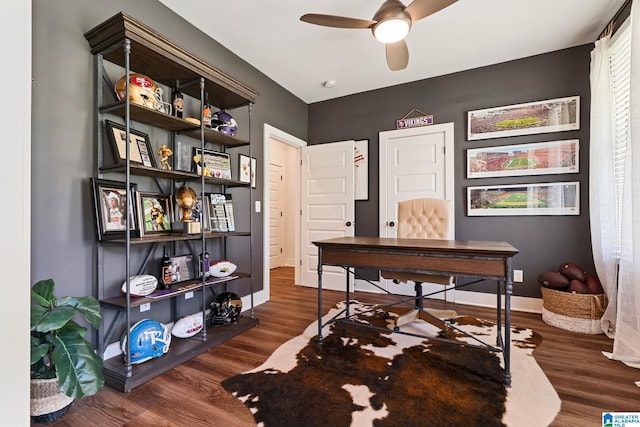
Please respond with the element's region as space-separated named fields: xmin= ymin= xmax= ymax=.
xmin=30 ymin=378 xmax=74 ymax=423
xmin=540 ymin=286 xmax=608 ymax=334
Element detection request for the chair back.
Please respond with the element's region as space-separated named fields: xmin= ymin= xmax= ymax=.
xmin=397 ymin=198 xmax=452 ymax=240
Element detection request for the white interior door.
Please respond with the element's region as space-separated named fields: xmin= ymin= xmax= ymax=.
xmin=379 ymin=123 xmax=455 ymax=299
xmin=301 ymin=141 xmax=355 ymax=290
xmin=269 ymin=161 xmax=285 ymax=268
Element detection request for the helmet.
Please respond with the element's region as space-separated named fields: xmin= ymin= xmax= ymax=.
xmin=210 ymin=111 xmax=238 ymax=136
xmin=208 ymin=292 xmax=242 ymax=326
xmin=120 ymin=319 xmax=171 ymax=364
xmin=115 ymin=73 xmax=172 ymax=115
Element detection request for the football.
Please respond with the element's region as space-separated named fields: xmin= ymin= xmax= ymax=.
xmin=568 ymin=279 xmax=590 ymax=294
xmin=584 ymin=274 xmax=604 ymax=294
xmin=172 ymin=312 xmax=204 ymax=338
xmin=537 ymin=271 xmax=570 ymax=289
xmin=559 ymin=262 xmax=587 ymax=282
xmin=121 ymin=275 xmax=158 ymax=297
xmin=209 ymin=260 xmax=237 ymax=278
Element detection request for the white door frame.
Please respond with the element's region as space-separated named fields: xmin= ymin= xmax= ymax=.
xmin=260 ymin=124 xmax=306 ymax=305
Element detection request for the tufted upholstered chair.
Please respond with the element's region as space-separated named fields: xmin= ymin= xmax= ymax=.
xmin=381 ymin=198 xmax=455 ymax=327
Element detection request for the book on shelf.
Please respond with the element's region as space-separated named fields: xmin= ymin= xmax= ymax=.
xmin=209 ymin=193 xmax=235 ymax=232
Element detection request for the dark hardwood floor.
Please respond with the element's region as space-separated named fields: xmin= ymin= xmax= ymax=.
xmin=43 ymin=267 xmax=638 ymax=426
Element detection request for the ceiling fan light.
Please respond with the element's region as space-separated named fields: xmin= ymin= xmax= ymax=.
xmin=373 ymin=17 xmax=410 ymax=44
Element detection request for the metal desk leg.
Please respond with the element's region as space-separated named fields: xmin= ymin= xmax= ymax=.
xmin=504 ymin=259 xmax=513 ymax=386
xmin=317 ymin=247 xmax=323 ymax=344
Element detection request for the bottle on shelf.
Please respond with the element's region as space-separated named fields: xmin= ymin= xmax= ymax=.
xmin=199 ymin=250 xmax=210 ymax=278
xmin=172 ymin=89 xmax=184 ymax=119
xmin=160 ymin=245 xmax=172 ymax=290
xmin=202 ymin=95 xmax=212 ymax=128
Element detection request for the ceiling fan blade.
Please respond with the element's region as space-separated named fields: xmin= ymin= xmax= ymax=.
xmin=300 ymin=14 xmax=376 ymax=29
xmin=386 ymin=40 xmax=409 ymax=71
xmin=405 ymin=0 xmax=458 ymax=23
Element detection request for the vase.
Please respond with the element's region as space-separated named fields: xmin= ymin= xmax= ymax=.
xmin=30 ymin=378 xmax=74 ymax=423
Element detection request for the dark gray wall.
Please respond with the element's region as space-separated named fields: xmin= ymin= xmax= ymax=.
xmin=31 ymin=0 xmax=307 ymax=327
xmin=308 ymin=45 xmax=595 ymax=298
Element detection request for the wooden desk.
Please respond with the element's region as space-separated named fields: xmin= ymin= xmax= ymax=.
xmin=313 ymin=236 xmax=519 ymax=385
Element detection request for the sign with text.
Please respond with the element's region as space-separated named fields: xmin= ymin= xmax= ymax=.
xmin=396 ymin=114 xmax=433 ymax=129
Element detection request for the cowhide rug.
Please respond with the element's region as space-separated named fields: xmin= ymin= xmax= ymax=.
xmin=222 ymin=301 xmax=560 ymax=427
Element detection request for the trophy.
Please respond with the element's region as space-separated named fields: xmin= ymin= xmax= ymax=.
xmin=174 ymin=184 xmax=200 ymax=234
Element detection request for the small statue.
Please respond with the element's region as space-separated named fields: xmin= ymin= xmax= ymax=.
xmin=157 ymin=144 xmax=173 ymax=170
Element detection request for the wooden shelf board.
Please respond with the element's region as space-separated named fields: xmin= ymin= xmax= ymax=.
xmin=102 ymin=316 xmax=259 ymax=392
xmin=101 ymin=273 xmax=250 ymax=309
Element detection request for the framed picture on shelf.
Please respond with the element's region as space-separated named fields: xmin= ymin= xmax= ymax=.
xmin=90 ymin=178 xmax=139 ymax=241
xmin=192 ymin=147 xmax=231 ymax=179
xmin=137 ymin=191 xmax=173 ymax=235
xmin=165 ymin=254 xmax=196 ymax=285
xmin=104 ymin=120 xmax=156 ymax=168
xmin=466 ymin=139 xmax=580 ymax=179
xmin=467 ymin=96 xmax=580 ymax=141
xmin=467 ymin=181 xmax=580 ymax=216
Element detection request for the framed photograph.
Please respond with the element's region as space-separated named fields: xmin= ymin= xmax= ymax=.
xmin=166 ymin=254 xmax=196 ymax=285
xmin=467 ymin=96 xmax=580 ymax=141
xmin=104 ymin=120 xmax=156 ymax=168
xmin=354 ymin=139 xmax=369 ymax=200
xmin=137 ymin=192 xmax=173 ymax=235
xmin=192 ymin=147 xmax=231 ymax=179
xmin=466 ymin=139 xmax=579 ymax=179
xmin=90 ymin=178 xmax=139 ymax=241
xmin=467 ymin=182 xmax=580 ymax=216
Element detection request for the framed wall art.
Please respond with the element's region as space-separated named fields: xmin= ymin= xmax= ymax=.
xmin=137 ymin=191 xmax=173 ymax=235
xmin=90 ymin=178 xmax=139 ymax=241
xmin=238 ymin=154 xmax=255 ymax=183
xmin=192 ymin=147 xmax=231 ymax=179
xmin=466 ymin=139 xmax=579 ymax=179
xmin=354 ymin=139 xmax=369 ymax=200
xmin=467 ymin=182 xmax=580 ymax=216
xmin=104 ymin=120 xmax=156 ymax=168
xmin=467 ymin=96 xmax=580 ymax=141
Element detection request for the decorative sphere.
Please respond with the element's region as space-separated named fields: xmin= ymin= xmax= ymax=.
xmin=175 ymin=185 xmax=197 ymax=221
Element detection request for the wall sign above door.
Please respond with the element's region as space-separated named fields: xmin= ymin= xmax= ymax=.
xmin=396 ymin=108 xmax=434 ymax=129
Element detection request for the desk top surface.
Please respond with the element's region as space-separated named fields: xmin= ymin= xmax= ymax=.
xmin=313 ymin=236 xmax=518 ymax=257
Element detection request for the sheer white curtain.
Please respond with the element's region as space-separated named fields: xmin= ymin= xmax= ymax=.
xmin=590 ymin=1 xmax=640 ymax=369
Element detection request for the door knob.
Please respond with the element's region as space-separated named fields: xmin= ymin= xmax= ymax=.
xmin=346 ymin=221 xmax=352 ymax=227
xmin=389 ymin=221 xmax=395 ymax=227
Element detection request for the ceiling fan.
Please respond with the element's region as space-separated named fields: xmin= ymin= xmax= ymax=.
xmin=300 ymin=0 xmax=458 ymax=71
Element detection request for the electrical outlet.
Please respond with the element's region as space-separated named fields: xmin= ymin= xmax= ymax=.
xmin=513 ymin=269 xmax=523 ymax=283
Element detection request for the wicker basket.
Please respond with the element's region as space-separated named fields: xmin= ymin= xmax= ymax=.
xmin=540 ymin=287 xmax=608 ymax=334
xmin=30 ymin=378 xmax=74 ymax=423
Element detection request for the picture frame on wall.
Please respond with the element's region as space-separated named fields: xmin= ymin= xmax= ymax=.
xmin=466 ymin=139 xmax=579 ymax=179
xmin=192 ymin=147 xmax=231 ymax=179
xmin=354 ymin=139 xmax=369 ymax=200
xmin=467 ymin=181 xmax=580 ymax=216
xmin=104 ymin=120 xmax=156 ymax=168
xmin=467 ymin=96 xmax=580 ymax=141
xmin=90 ymin=178 xmax=139 ymax=241
xmin=137 ymin=191 xmax=173 ymax=235
xmin=239 ymin=154 xmax=256 ymax=188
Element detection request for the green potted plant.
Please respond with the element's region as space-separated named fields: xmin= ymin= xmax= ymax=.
xmin=30 ymin=278 xmax=104 ymax=422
